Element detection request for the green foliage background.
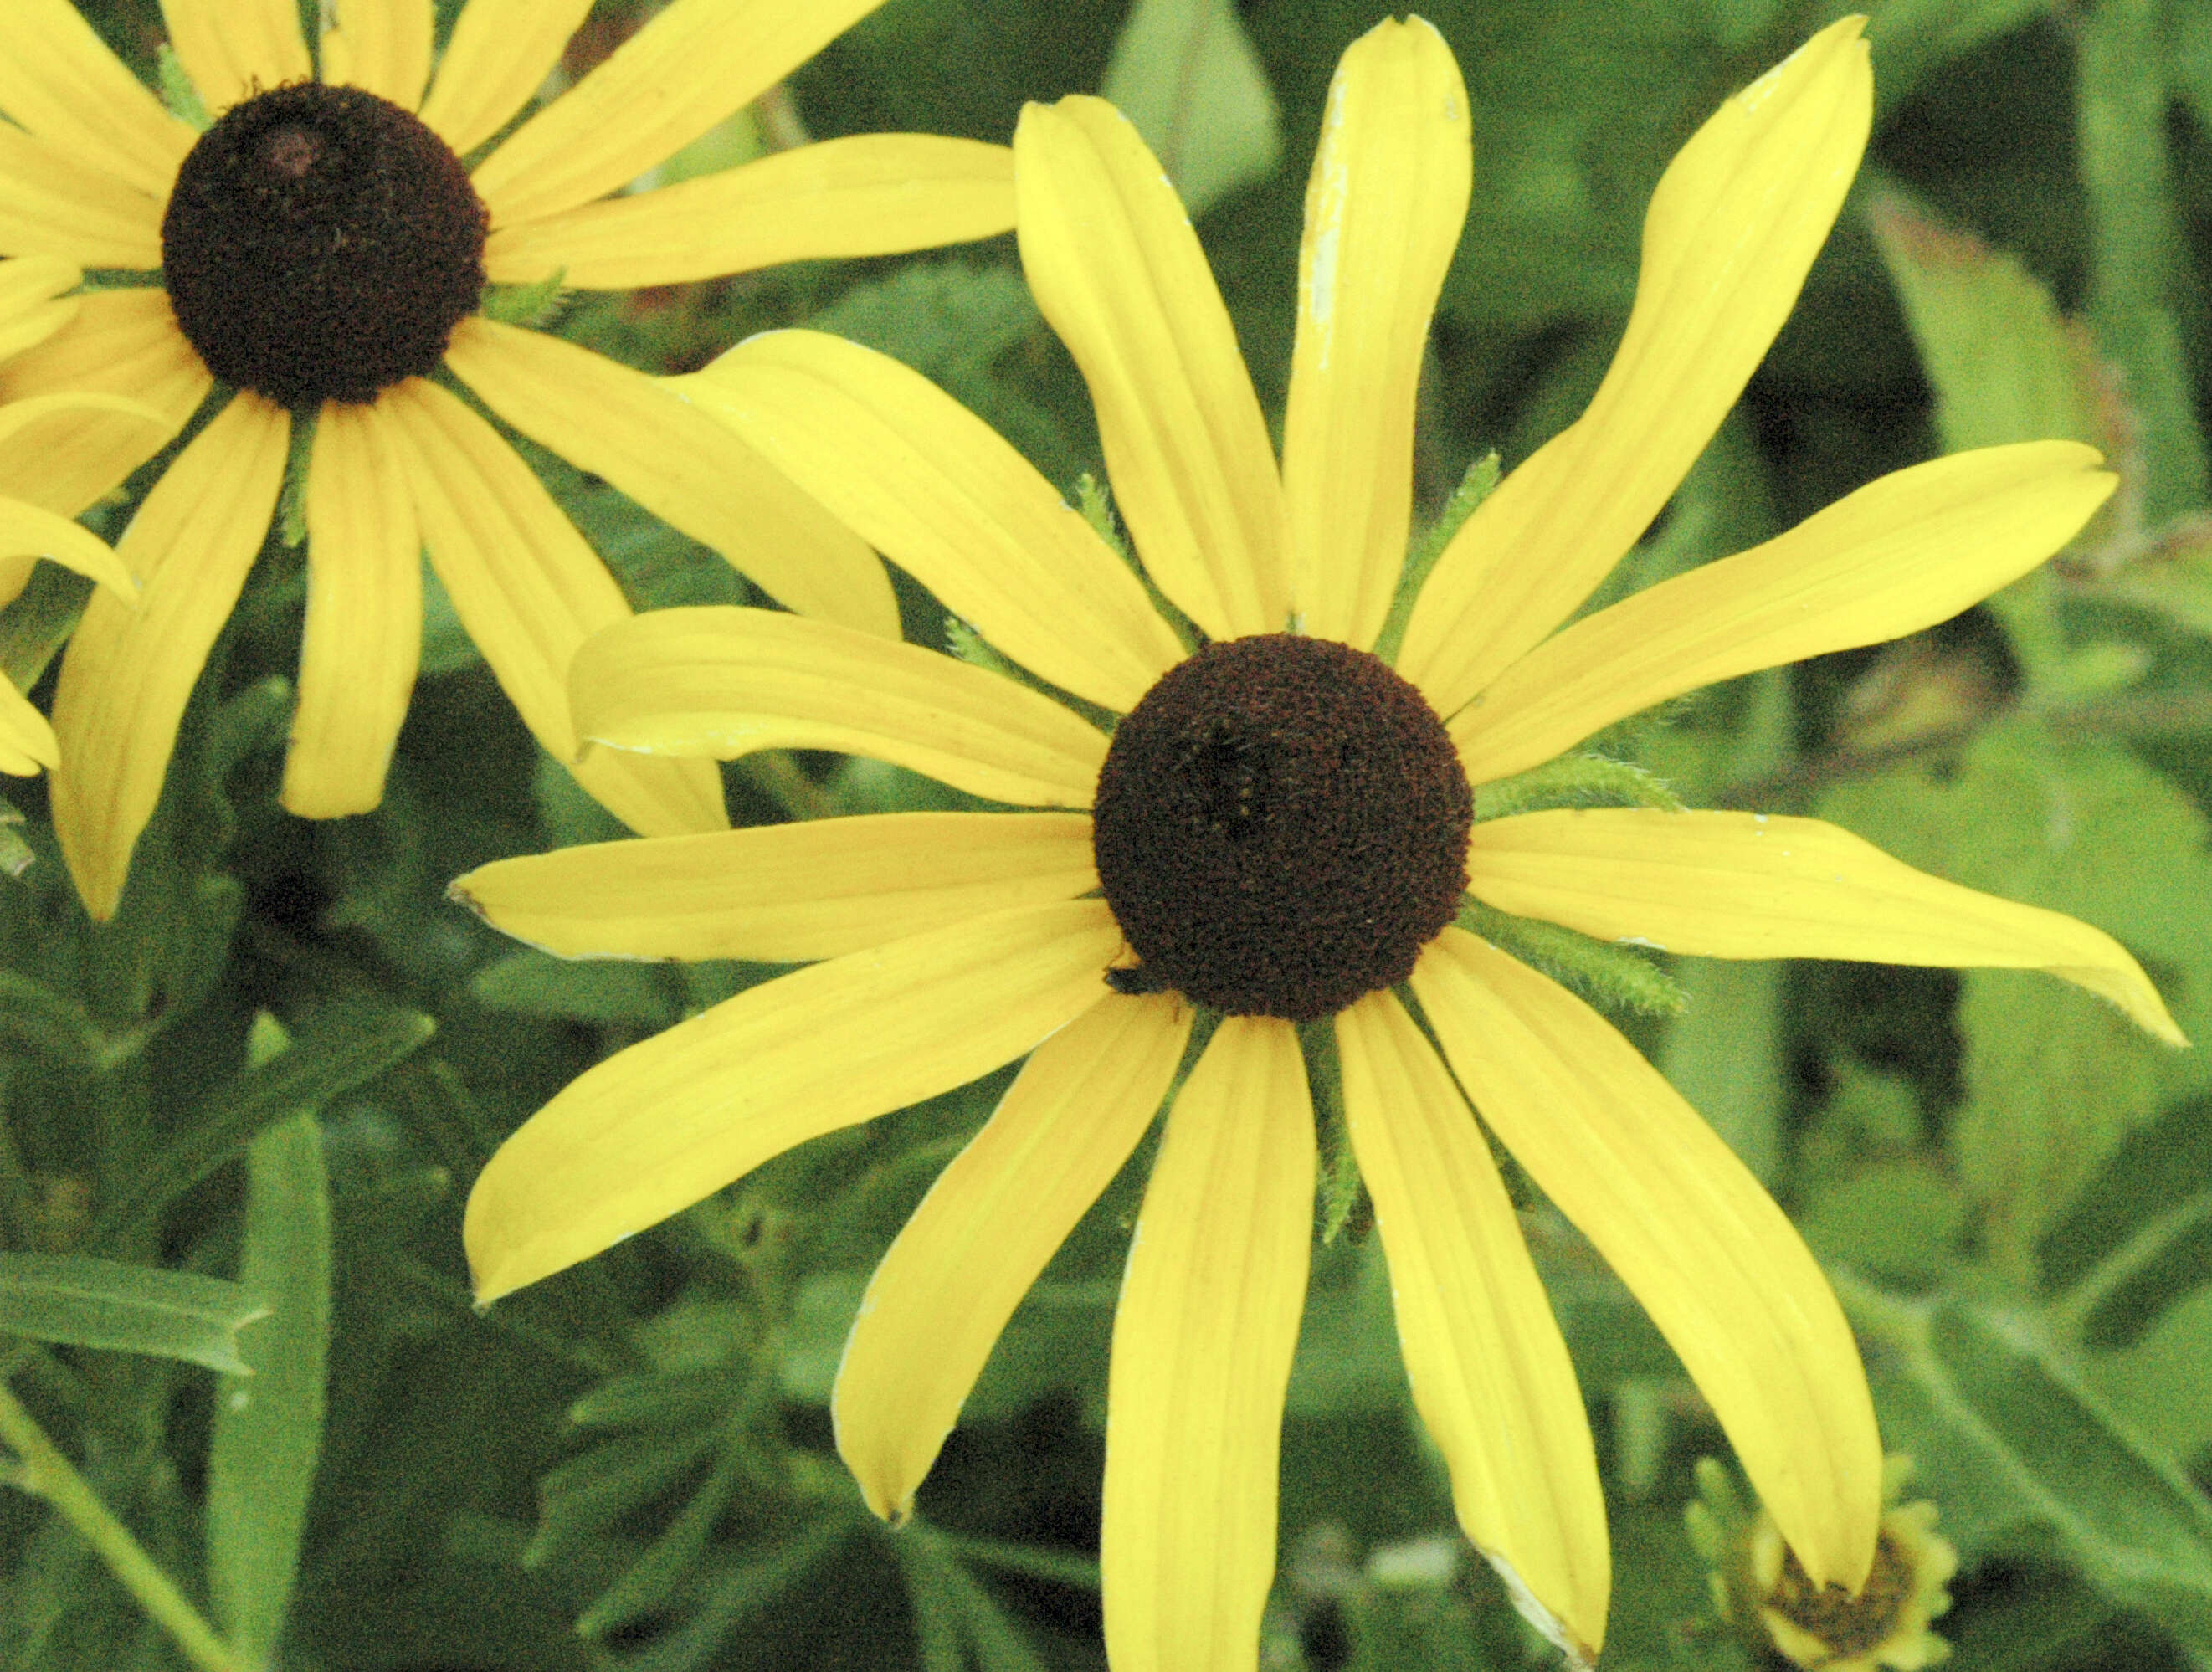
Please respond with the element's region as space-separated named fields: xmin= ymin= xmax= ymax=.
xmin=8 ymin=0 xmax=2212 ymax=1667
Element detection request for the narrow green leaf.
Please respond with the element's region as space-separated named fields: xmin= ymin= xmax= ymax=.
xmin=0 ymin=972 xmax=111 ymax=1075
xmin=622 ymin=1518 xmax=849 ymax=1672
xmin=2077 ymin=0 xmax=2209 ymax=521
xmin=469 ymin=948 xmax=679 ymax=1028
xmin=1658 ymin=958 xmax=1783 ymax=1184
xmin=90 ymin=1002 xmax=434 ymax=1252
xmin=2087 ymin=1282 xmax=2212 ymax=1465
xmin=1100 ymin=0 xmax=1280 ymax=218
xmin=0 ymin=1254 xmax=264 ymax=1373
xmin=207 ymin=1107 xmax=332 ymax=1671
xmin=576 ymin=1452 xmax=742 ymax=1639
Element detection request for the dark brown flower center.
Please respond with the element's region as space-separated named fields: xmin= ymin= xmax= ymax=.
xmin=1091 ymin=634 xmax=1471 ymax=1021
xmin=1770 ymin=1531 xmax=1914 ymax=1657
xmin=162 ymin=82 xmax=487 ymax=409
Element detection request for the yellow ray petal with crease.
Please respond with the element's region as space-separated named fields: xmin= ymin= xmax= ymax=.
xmin=378 ymin=378 xmax=726 ymax=839
xmin=418 ymin=0 xmax=594 ymax=156
xmin=320 ymin=0 xmax=434 ymax=111
xmin=282 ymin=400 xmax=420 ymax=819
xmin=471 ymin=0 xmax=884 ymax=228
xmin=1413 ymin=930 xmax=1882 ymax=1592
xmin=1016 ymin=98 xmax=1288 ymax=643
xmin=0 ymin=123 xmax=164 ymax=269
xmin=50 ymin=395 xmax=289 ymax=921
xmin=1283 ymin=18 xmax=1469 ymax=648
xmin=0 ymin=0 xmax=193 ymax=200
xmin=453 ymin=811 xmax=1098 ymax=964
xmin=445 ymin=318 xmax=898 ymax=639
xmin=1103 ymin=1015 xmax=1311 ymax=1672
xmin=466 ymin=898 xmax=1125 ymax=1303
xmin=0 ymin=291 xmax=210 ymax=516
xmin=0 ymin=681 xmax=59 ymax=777
xmin=572 ymin=607 xmax=1109 ymax=809
xmin=1399 ymin=17 xmax=1871 ymax=716
xmin=680 ymin=330 xmax=1185 ymax=713
xmin=0 ymin=495 xmax=137 ymax=602
xmin=1453 ymin=442 xmax=2115 ymax=784
xmin=0 ymin=256 xmax=80 ymax=364
xmin=485 ymin=135 xmax=1017 ymax=289
xmin=1337 ymin=992 xmax=1609 ymax=1661
xmin=837 ymin=991 xmax=1189 ymax=1521
xmin=1467 ymin=808 xmax=2184 ymax=1044
xmin=159 ymin=0 xmax=311 ymax=115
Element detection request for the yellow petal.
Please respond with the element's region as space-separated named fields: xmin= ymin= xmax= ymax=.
xmin=418 ymin=0 xmax=594 ymax=157
xmin=377 ymin=378 xmax=726 ymax=839
xmin=1102 ymin=1016 xmax=1312 ymax=1672
xmin=679 ymin=330 xmax=1185 ymax=713
xmin=1453 ymin=443 xmax=2117 ymax=784
xmin=453 ymin=810 xmax=1097 ymax=963
xmin=836 ymin=990 xmax=1190 ymax=1521
xmin=571 ymin=608 xmax=1109 ymax=810
xmin=1282 ymin=18 xmax=1470 ymax=648
xmin=0 ymin=255 xmax=80 ymax=363
xmin=1412 ymin=930 xmax=1882 ymax=1593
xmin=281 ymin=400 xmax=420 ymax=819
xmin=0 ymin=290 xmax=210 ymax=516
xmin=465 ymin=897 xmax=1124 ymax=1302
xmin=0 ymin=493 xmax=136 ymax=602
xmin=444 ymin=318 xmax=897 ymax=639
xmin=320 ymin=0 xmax=434 ymax=110
xmin=0 ymin=121 xmax=164 ymax=269
xmin=471 ymin=0 xmax=883 ymax=228
xmin=158 ymin=0 xmax=311 ymax=115
xmin=1398 ymin=18 xmax=1872 ymax=716
xmin=1467 ymin=808 xmax=2184 ymax=1044
xmin=1015 ymin=97 xmax=1288 ymax=642
xmin=0 ymin=0 xmax=193 ymax=201
xmin=1336 ymin=992 xmax=1609 ymax=1661
xmin=0 ymin=679 xmax=58 ymax=776
xmin=49 ymin=395 xmax=289 ymax=921
xmin=485 ymin=135 xmax=1017 ymax=289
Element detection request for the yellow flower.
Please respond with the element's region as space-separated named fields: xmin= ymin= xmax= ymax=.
xmin=0 ymin=256 xmax=157 ymax=777
xmin=457 ymin=16 xmax=2177 ymax=1669
xmin=0 ymin=0 xmax=1016 ymax=917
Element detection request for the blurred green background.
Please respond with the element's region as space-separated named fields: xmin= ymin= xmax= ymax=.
xmin=8 ymin=0 xmax=2212 ymax=1666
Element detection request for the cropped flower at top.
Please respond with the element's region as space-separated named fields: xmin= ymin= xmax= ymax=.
xmin=0 ymin=0 xmax=1017 ymax=918
xmin=454 ymin=16 xmax=2180 ymax=1672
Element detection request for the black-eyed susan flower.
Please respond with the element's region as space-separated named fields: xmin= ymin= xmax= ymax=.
xmin=0 ymin=256 xmax=157 ymax=777
xmin=0 ymin=0 xmax=1017 ymax=917
xmin=455 ymin=16 xmax=2179 ymax=1668
xmin=1691 ymin=1455 xmax=1958 ymax=1671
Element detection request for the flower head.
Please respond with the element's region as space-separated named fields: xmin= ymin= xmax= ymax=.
xmin=456 ymin=15 xmax=2176 ymax=1669
xmin=0 ymin=0 xmax=1016 ymax=917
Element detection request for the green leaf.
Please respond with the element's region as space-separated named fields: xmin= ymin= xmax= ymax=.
xmin=0 ymin=972 xmax=111 ymax=1075
xmin=621 ymin=1518 xmax=850 ymax=1672
xmin=0 ymin=1253 xmax=264 ymax=1373
xmin=1100 ymin=0 xmax=1281 ymax=218
xmin=90 ymin=1001 xmax=434 ymax=1251
xmin=1866 ymin=185 xmax=2098 ymax=458
xmin=1862 ymin=0 xmax=2057 ymax=113
xmin=2077 ymin=0 xmax=2208 ymax=521
xmin=207 ymin=1106 xmax=332 ymax=1671
xmin=469 ymin=948 xmax=680 ymax=1029
xmin=2087 ymin=1282 xmax=2212 ymax=1466
xmin=1953 ymin=971 xmax=2166 ymax=1280
xmin=1851 ymin=1280 xmax=2212 ymax=1657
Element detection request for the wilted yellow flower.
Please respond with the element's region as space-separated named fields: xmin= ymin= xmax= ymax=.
xmin=458 ymin=16 xmax=2175 ymax=1669
xmin=0 ymin=0 xmax=1014 ymax=915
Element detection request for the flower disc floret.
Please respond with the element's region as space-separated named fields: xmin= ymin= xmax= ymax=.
xmin=1091 ymin=633 xmax=1472 ymax=1020
xmin=162 ymin=83 xmax=487 ymax=409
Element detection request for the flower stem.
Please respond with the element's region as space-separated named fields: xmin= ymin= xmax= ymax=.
xmin=0 ymin=1379 xmax=244 ymax=1672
